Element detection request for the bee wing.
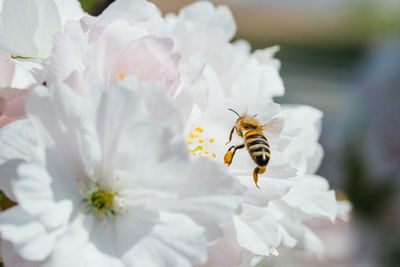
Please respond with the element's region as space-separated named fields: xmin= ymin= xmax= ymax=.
xmin=262 ymin=117 xmax=284 ymax=135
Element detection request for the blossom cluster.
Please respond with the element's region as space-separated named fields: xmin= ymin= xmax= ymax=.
xmin=0 ymin=0 xmax=350 ymax=266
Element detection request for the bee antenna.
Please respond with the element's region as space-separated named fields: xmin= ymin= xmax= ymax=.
xmin=228 ymin=108 xmax=240 ymax=117
xmin=253 ymin=114 xmax=258 ymax=117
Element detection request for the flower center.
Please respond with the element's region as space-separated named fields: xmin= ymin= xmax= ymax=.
xmin=187 ymin=126 xmax=217 ymax=159
xmin=77 ymin=178 xmax=127 ymax=226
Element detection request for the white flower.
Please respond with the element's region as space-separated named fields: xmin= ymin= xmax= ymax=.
xmin=0 ymin=77 xmax=243 ymax=267
xmin=165 ymin=2 xmax=346 ymax=262
xmin=0 ymin=1 xmax=350 ymax=266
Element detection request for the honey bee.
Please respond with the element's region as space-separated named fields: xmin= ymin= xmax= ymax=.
xmin=224 ymin=108 xmax=278 ymax=188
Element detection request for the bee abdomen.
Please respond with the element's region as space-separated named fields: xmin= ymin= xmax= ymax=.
xmin=244 ymin=131 xmax=270 ymax=167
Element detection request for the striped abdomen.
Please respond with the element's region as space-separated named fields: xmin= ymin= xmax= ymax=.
xmin=244 ymin=130 xmax=270 ymax=167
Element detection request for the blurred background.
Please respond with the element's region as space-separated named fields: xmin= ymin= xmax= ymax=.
xmin=80 ymin=1 xmax=400 ymax=266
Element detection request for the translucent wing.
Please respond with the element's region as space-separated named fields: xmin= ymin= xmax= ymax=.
xmin=262 ymin=117 xmax=284 ymax=135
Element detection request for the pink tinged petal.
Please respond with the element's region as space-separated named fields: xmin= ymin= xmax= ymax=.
xmin=301 ymin=227 xmax=325 ymax=256
xmin=0 ymin=88 xmax=28 ymax=116
xmin=63 ymin=71 xmax=87 ymax=96
xmin=1 ymin=239 xmax=42 ymax=267
xmin=206 ymin=223 xmax=249 ymax=267
xmin=111 ymin=36 xmax=181 ymax=95
xmin=0 ymin=88 xmax=29 ymax=128
xmin=84 ymin=19 xmax=148 ymax=83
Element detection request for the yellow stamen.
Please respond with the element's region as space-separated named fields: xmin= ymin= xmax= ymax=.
xmin=199 ymin=139 xmax=204 ymax=143
xmin=204 ymin=149 xmax=209 ymax=154
xmin=119 ymin=74 xmax=124 ymax=80
xmin=212 ymin=153 xmax=216 ymax=158
xmin=195 ymin=126 xmax=204 ymax=133
xmin=209 ymin=138 xmax=215 ymax=143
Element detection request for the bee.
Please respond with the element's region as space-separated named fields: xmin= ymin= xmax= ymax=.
xmin=224 ymin=108 xmax=277 ymax=188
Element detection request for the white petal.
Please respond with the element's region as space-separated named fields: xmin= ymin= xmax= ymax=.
xmin=26 ymin=84 xmax=90 ymax=179
xmin=337 ymin=200 xmax=352 ymax=222
xmin=123 ymin=212 xmax=207 ymax=267
xmin=130 ymin=156 xmax=243 ymax=241
xmin=279 ymin=105 xmax=324 ymax=175
xmin=239 ymin=177 xmax=294 ymax=206
xmin=233 ymin=212 xmax=279 ymax=256
xmin=0 ymin=207 xmax=57 ymax=261
xmin=47 ymin=21 xmax=86 ymax=87
xmin=278 ymin=218 xmax=325 ymax=256
xmin=101 ymin=0 xmax=161 ymax=23
xmin=0 ymin=49 xmax=14 ymax=87
xmin=53 ymin=0 xmax=85 ymax=24
xmin=282 ymin=175 xmax=337 ymax=222
xmin=32 ymin=0 xmax=62 ymax=58
xmin=0 ymin=119 xmax=41 ymax=201
xmin=0 ymin=0 xmax=61 ymax=58
xmin=230 ymin=53 xmax=285 ymax=100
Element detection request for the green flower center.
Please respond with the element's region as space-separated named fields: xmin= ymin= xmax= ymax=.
xmin=77 ymin=179 xmax=126 ymax=226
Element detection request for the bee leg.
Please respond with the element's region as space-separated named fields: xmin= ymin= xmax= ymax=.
xmin=224 ymin=144 xmax=244 ymax=166
xmin=253 ymin=166 xmax=266 ymax=189
xmin=225 ymin=127 xmax=235 ymax=145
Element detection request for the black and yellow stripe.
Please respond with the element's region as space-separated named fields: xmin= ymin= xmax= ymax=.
xmin=244 ymin=130 xmax=270 ymax=167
